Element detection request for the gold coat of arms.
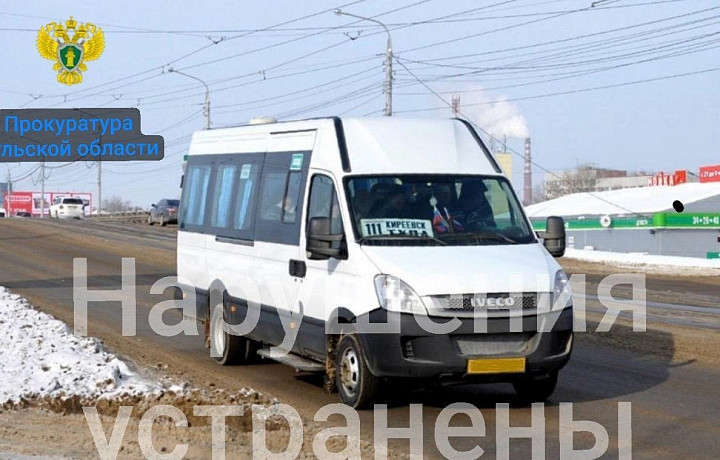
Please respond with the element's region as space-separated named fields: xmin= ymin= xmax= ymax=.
xmin=37 ymin=16 xmax=105 ymax=86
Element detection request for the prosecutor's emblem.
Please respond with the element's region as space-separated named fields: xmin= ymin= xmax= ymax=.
xmin=37 ymin=16 xmax=105 ymax=86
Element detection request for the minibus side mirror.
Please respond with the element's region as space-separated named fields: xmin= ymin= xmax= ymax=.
xmin=542 ymin=216 xmax=566 ymax=258
xmin=307 ymin=217 xmax=345 ymax=260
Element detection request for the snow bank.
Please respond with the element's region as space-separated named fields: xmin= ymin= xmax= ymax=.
xmin=564 ymin=248 xmax=720 ymax=275
xmin=526 ymin=182 xmax=720 ymax=218
xmin=0 ymin=287 xmax=160 ymax=404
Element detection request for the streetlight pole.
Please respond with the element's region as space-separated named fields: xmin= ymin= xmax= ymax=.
xmin=97 ymin=155 xmax=102 ymax=216
xmin=335 ymin=9 xmax=393 ymax=116
xmin=41 ymin=160 xmax=45 ymax=218
xmin=5 ymin=165 xmax=11 ymax=217
xmin=168 ymin=67 xmax=211 ymax=129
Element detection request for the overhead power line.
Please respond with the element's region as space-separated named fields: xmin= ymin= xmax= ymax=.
xmin=397 ymin=5 xmax=720 ymax=65
xmin=393 ymin=57 xmax=652 ymax=216
xmin=33 ymin=0 xmax=372 ymax=103
xmin=394 ymin=64 xmax=720 ymax=114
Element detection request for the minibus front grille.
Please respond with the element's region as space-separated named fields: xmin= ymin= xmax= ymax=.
xmin=454 ymin=333 xmax=535 ymax=355
xmin=436 ymin=293 xmax=538 ymax=312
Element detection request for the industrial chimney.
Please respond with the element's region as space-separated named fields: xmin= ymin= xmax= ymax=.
xmin=523 ymin=138 xmax=532 ymax=205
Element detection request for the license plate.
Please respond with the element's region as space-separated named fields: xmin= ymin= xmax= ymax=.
xmin=467 ymin=357 xmax=526 ymax=374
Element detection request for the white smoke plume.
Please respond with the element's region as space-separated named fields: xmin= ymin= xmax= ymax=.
xmin=443 ymin=85 xmax=530 ymax=139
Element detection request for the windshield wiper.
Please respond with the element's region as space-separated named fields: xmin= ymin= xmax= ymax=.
xmin=357 ymin=235 xmax=447 ymax=246
xmin=438 ymin=231 xmax=519 ymax=244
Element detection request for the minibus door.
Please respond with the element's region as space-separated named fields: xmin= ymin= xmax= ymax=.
xmin=295 ymin=173 xmax=347 ymax=359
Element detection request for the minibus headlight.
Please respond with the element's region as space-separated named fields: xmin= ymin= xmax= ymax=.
xmin=374 ymin=274 xmax=427 ymax=315
xmin=552 ymin=269 xmax=572 ymax=309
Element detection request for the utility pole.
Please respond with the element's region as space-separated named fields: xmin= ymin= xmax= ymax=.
xmin=5 ymin=166 xmax=11 ymax=217
xmin=168 ymin=67 xmax=211 ymax=129
xmin=40 ymin=161 xmax=45 ymax=218
xmin=451 ymin=94 xmax=460 ymax=117
xmin=384 ymin=33 xmax=393 ymax=117
xmin=523 ymin=138 xmax=532 ymax=206
xmin=97 ymin=159 xmax=102 ymax=215
xmin=335 ymin=9 xmax=393 ymax=116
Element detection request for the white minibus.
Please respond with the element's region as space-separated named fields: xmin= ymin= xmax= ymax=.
xmin=177 ymin=117 xmax=571 ymax=408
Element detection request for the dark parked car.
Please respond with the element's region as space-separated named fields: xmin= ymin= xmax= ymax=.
xmin=148 ymin=199 xmax=179 ymax=226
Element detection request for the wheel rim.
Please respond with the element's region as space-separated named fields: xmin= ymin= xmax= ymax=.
xmin=212 ymin=308 xmax=225 ymax=357
xmin=340 ymin=347 xmax=360 ymax=396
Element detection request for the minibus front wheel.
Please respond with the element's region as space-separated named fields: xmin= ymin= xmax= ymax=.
xmin=336 ymin=334 xmax=380 ymax=409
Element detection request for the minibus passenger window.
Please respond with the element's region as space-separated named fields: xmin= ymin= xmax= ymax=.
xmin=234 ymin=163 xmax=257 ymax=231
xmin=181 ymin=164 xmax=211 ymax=227
xmin=260 ymin=172 xmax=294 ymax=222
xmin=211 ymin=164 xmax=237 ymax=229
xmin=283 ymin=172 xmax=302 ymax=224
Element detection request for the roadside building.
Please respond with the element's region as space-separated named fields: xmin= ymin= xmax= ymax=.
xmin=543 ymin=166 xmax=630 ymax=200
xmin=594 ymin=175 xmax=652 ymax=192
xmin=526 ymin=182 xmax=720 ymax=259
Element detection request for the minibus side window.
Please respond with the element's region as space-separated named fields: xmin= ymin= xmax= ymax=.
xmin=307 ymin=174 xmax=344 ymax=250
xmin=180 ymin=162 xmax=212 ymax=228
xmin=210 ymin=163 xmax=237 ymax=229
xmin=233 ymin=162 xmax=259 ymax=234
xmin=259 ymin=172 xmax=294 ymax=223
xmin=283 ymin=172 xmax=302 ymax=224
xmin=254 ymin=151 xmax=310 ymax=245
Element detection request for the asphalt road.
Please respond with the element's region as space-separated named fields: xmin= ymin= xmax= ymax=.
xmin=1 ymin=218 xmax=719 ymax=459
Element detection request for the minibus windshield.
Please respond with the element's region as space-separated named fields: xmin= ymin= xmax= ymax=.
xmin=345 ymin=175 xmax=536 ymax=246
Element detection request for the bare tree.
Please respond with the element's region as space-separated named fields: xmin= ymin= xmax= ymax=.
xmin=563 ymin=166 xmax=598 ymax=194
xmin=102 ymin=195 xmax=134 ymax=213
xmin=545 ymin=165 xmax=599 ymax=199
xmin=532 ymin=182 xmax=547 ymax=204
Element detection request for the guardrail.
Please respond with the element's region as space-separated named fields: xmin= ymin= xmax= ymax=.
xmin=87 ymin=210 xmax=150 ymax=222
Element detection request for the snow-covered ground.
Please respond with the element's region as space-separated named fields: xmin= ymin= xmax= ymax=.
xmin=0 ymin=287 xmax=162 ymax=404
xmin=564 ymin=248 xmax=720 ymax=276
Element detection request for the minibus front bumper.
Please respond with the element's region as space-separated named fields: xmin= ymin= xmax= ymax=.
xmin=355 ymin=307 xmax=573 ymax=380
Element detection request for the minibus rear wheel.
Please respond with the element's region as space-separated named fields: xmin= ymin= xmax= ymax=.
xmin=513 ymin=371 xmax=558 ymax=403
xmin=335 ymin=334 xmax=380 ymax=409
xmin=210 ymin=301 xmax=254 ymax=365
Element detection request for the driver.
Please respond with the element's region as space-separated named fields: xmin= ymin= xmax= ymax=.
xmin=456 ymin=180 xmax=495 ymax=230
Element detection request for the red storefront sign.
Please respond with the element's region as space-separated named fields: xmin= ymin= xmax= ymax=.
xmin=648 ymin=170 xmax=688 ymax=186
xmin=699 ymin=165 xmax=720 ymax=183
xmin=3 ymin=192 xmax=33 ymax=215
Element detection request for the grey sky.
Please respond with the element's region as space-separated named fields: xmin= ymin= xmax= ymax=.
xmin=3 ymin=0 xmax=719 ymax=206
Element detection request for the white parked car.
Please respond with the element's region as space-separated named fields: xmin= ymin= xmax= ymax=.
xmin=0 ymin=207 xmax=5 ymax=217
xmin=50 ymin=197 xmax=85 ymax=219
